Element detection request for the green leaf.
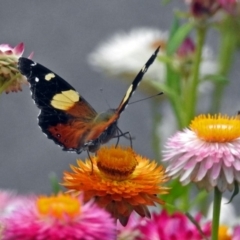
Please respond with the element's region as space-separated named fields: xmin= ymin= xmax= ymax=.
xmin=161 ymin=179 xmax=191 ymax=212
xmin=202 ymin=74 xmax=229 ymax=84
xmin=167 ymin=22 xmax=194 ymax=55
xmin=169 ymin=15 xmax=180 ymax=41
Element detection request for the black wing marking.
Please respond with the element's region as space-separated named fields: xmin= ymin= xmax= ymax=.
xmin=116 ymin=46 xmax=160 ymax=114
xmin=18 ymin=58 xmax=98 ymax=152
xmin=19 ymin=58 xmax=89 ymax=109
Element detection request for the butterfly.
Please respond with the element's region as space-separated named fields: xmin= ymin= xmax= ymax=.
xmin=18 ymin=47 xmax=160 ymax=154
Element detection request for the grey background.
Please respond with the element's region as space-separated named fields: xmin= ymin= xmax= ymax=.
xmin=0 ymin=1 xmax=239 ymax=194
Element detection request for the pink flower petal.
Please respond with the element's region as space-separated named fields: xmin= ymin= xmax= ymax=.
xmin=222 ymin=166 xmax=234 ymax=184
xmin=13 ymin=42 xmax=24 ymax=56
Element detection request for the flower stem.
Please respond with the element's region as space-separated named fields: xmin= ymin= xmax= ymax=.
xmin=211 ymin=17 xmax=237 ymax=113
xmin=185 ymin=25 xmax=206 ymax=124
xmin=211 ymin=187 xmax=222 ymax=240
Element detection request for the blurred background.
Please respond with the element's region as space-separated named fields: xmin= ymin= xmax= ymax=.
xmin=0 ymin=1 xmax=239 ymax=194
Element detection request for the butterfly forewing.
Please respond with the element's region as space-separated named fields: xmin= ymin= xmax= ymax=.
xmin=18 ymin=58 xmax=98 ymax=153
xmin=116 ymin=46 xmax=160 ymax=115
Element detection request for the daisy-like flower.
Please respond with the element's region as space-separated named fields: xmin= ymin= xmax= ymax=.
xmin=63 ymin=146 xmax=169 ymax=226
xmin=88 ymin=28 xmax=167 ymax=82
xmin=88 ymin=28 xmax=217 ymax=93
xmin=0 ymin=42 xmax=32 ymax=94
xmin=136 ymin=210 xmax=211 ymax=240
xmin=163 ymin=113 xmax=240 ymax=192
xmin=2 ymin=193 xmax=116 ymax=240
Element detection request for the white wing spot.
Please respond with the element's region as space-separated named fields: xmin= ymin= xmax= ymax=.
xmin=122 ymin=84 xmax=133 ymax=104
xmin=142 ymin=65 xmax=147 ymax=73
xmin=35 ymin=77 xmax=39 ymax=82
xmin=31 ymin=62 xmax=37 ymax=66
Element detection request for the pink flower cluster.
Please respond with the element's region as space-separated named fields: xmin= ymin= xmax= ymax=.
xmin=118 ymin=210 xmax=212 ymax=240
xmin=0 ymin=42 xmax=32 ymax=93
xmin=185 ymin=0 xmax=239 ymax=17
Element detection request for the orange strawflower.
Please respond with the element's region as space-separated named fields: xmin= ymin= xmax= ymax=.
xmin=63 ymin=146 xmax=169 ymax=226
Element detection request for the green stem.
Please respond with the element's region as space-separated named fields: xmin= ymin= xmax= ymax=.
xmin=211 ymin=187 xmax=222 ymax=240
xmin=151 ymin=99 xmax=162 ymax=162
xmin=211 ymin=17 xmax=237 ymax=113
xmin=185 ymin=26 xmax=206 ymax=124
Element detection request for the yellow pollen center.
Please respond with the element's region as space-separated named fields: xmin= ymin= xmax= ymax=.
xmin=190 ymin=114 xmax=240 ymax=142
xmin=37 ymin=194 xmax=81 ymax=219
xmin=96 ymin=146 xmax=138 ymax=181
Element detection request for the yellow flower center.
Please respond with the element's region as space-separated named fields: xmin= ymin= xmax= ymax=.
xmin=190 ymin=114 xmax=240 ymax=142
xmin=37 ymin=194 xmax=81 ymax=219
xmin=96 ymin=146 xmax=138 ymax=181
xmin=218 ymin=225 xmax=232 ymax=240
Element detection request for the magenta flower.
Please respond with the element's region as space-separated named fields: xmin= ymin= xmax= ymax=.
xmin=2 ymin=193 xmax=116 ymax=240
xmin=0 ymin=42 xmax=32 ymax=94
xmin=136 ymin=210 xmax=211 ymax=240
xmin=185 ymin=0 xmax=221 ymax=18
xmin=177 ymin=37 xmax=195 ymax=58
xmin=185 ymin=0 xmax=240 ymax=17
xmin=163 ymin=114 xmax=240 ymax=192
xmin=218 ymin=0 xmax=239 ymax=13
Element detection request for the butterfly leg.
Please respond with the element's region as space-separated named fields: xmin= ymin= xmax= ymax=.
xmin=115 ymin=126 xmax=133 ymax=149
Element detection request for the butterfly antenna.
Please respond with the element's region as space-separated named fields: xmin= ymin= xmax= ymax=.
xmin=100 ymin=88 xmax=111 ymax=109
xmin=129 ymin=92 xmax=163 ymax=105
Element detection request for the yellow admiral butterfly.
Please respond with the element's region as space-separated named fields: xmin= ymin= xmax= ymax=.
xmin=18 ymin=47 xmax=160 ymax=154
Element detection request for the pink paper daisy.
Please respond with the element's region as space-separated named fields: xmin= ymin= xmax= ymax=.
xmin=0 ymin=190 xmax=27 ymax=218
xmin=136 ymin=210 xmax=211 ymax=240
xmin=2 ymin=193 xmax=116 ymax=240
xmin=0 ymin=42 xmax=32 ymax=94
xmin=163 ymin=114 xmax=240 ymax=192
